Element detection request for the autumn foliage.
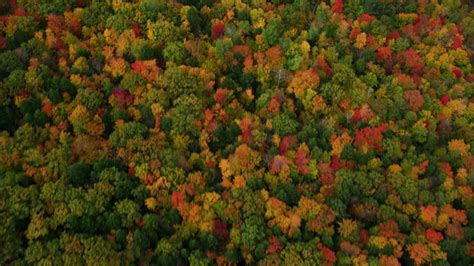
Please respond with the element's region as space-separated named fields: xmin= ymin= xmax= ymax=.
xmin=0 ymin=0 xmax=473 ymax=265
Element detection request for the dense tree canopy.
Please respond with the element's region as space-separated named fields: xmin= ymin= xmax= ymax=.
xmin=0 ymin=0 xmax=473 ymax=265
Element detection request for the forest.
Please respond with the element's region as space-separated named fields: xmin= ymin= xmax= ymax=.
xmin=0 ymin=0 xmax=473 ymax=265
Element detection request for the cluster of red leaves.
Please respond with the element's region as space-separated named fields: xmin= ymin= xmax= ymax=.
xmin=353 ymin=124 xmax=388 ymax=152
xmin=266 ymin=236 xmax=283 ymax=254
xmin=279 ymin=135 xmax=297 ymax=154
xmin=397 ymin=49 xmax=425 ymax=75
xmin=111 ymin=88 xmax=134 ymax=108
xmin=403 ymin=90 xmax=425 ymax=111
xmin=212 ymin=219 xmax=229 ymax=242
xmin=331 ymin=0 xmax=344 ymax=14
xmin=294 ymin=144 xmax=310 ymax=174
xmin=211 ymin=24 xmax=225 ymax=40
xmin=426 ymin=228 xmax=444 ymax=243
xmin=316 ymin=243 xmax=337 ymax=264
xmin=131 ymin=60 xmax=159 ymax=81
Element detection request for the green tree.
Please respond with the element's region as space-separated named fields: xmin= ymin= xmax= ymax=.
xmin=215 ymin=38 xmax=233 ymax=62
xmin=262 ymin=18 xmax=283 ymax=46
xmin=130 ymin=39 xmax=155 ymax=61
xmin=80 ymin=1 xmax=113 ymax=27
xmin=0 ymin=50 xmax=23 ymax=78
xmin=161 ymin=66 xmax=202 ymax=100
xmin=64 ymin=162 xmax=92 ymax=186
xmin=146 ymin=17 xmax=182 ymax=48
xmin=168 ymin=95 xmax=204 ymax=136
xmin=240 ymin=215 xmax=266 ymax=251
xmin=114 ymin=199 xmax=141 ymax=228
xmin=272 ymin=112 xmax=299 ymax=136
xmin=109 ymin=121 xmax=148 ymax=148
xmin=163 ymin=41 xmax=189 ymax=65
xmin=17 ymin=0 xmax=75 ymax=17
